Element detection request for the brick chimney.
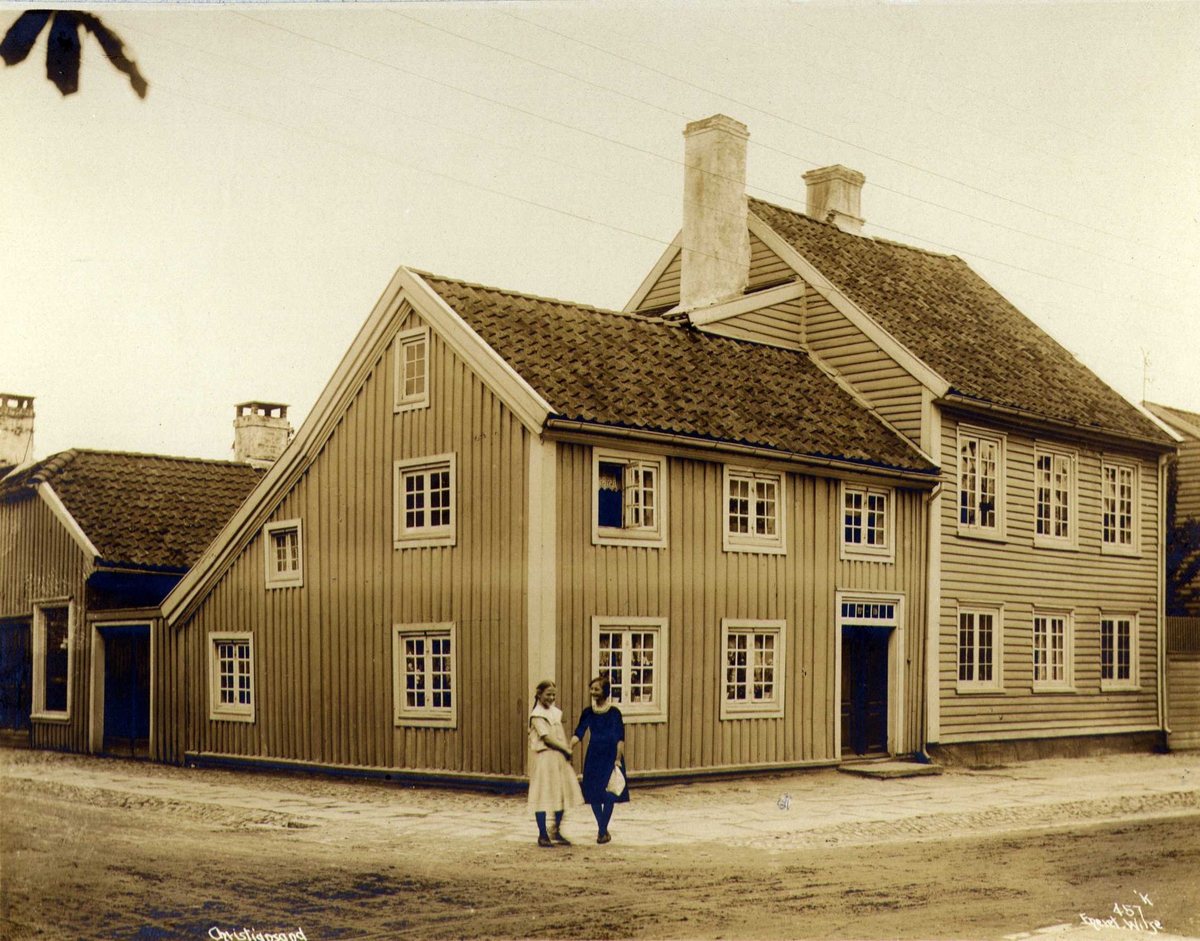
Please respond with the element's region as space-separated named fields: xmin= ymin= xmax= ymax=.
xmin=680 ymin=114 xmax=751 ymax=310
xmin=803 ymin=165 xmax=866 ymax=235
xmin=233 ymin=402 xmax=291 ymax=468
xmin=0 ymin=394 xmax=35 ymax=467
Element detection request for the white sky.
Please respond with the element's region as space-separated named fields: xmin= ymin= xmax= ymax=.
xmin=3 ymin=1 xmax=1198 ymax=461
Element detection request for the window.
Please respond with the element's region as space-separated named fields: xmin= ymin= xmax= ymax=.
xmin=957 ymin=607 xmax=1002 ymax=692
xmin=841 ymin=483 xmax=894 ymax=561
xmin=723 ymin=467 xmax=785 ymax=553
xmin=1102 ymin=462 xmax=1138 ymax=554
xmin=263 ymin=519 xmax=303 ymax=588
xmin=1101 ymin=614 xmax=1138 ymax=690
xmin=1032 ymin=611 xmax=1073 ymax=691
xmin=1034 ymin=447 xmax=1076 ymax=547
xmin=592 ymin=449 xmax=668 ymax=547
xmin=958 ymin=427 xmax=1004 ymax=537
xmin=394 ymin=454 xmax=456 ymax=548
xmin=721 ymin=620 xmax=786 ymax=719
xmin=395 ymin=325 xmax=430 ymax=412
xmin=209 ymin=632 xmax=254 ymax=721
xmin=32 ymin=601 xmax=71 ymax=720
xmin=591 ymin=617 xmax=668 ymax=722
xmin=393 ymin=623 xmax=457 ymax=727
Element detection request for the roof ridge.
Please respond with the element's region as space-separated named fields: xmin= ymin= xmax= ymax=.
xmin=69 ymin=448 xmax=261 ymax=469
xmin=412 ymin=269 xmax=629 ymax=318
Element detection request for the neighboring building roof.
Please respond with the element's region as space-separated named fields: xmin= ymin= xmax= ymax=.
xmin=748 ymin=197 xmax=1170 ymax=445
xmin=1144 ymin=402 xmax=1200 ymax=441
xmin=0 ymin=450 xmax=264 ymax=571
xmin=419 ymin=273 xmax=935 ymax=474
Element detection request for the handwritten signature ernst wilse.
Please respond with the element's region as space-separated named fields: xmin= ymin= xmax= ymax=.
xmin=1079 ymin=892 xmax=1164 ymax=934
xmin=208 ymin=927 xmax=307 ymax=941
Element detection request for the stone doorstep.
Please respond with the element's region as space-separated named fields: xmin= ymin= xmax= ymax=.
xmin=838 ymin=761 xmax=944 ymax=780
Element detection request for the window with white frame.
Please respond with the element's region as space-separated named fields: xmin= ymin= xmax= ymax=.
xmin=1032 ymin=611 xmax=1073 ymax=690
xmin=263 ymin=519 xmax=303 ymax=588
xmin=393 ymin=623 xmax=457 ymax=727
xmin=592 ymin=617 xmax=668 ymax=722
xmin=1034 ymin=448 xmax=1076 ymax=547
xmin=32 ymin=602 xmax=71 ymax=719
xmin=395 ymin=325 xmax=430 ymax=411
xmin=1102 ymin=462 xmax=1138 ymax=553
xmin=841 ymin=484 xmax=893 ymax=561
xmin=958 ymin=428 xmax=1003 ymax=536
xmin=723 ymin=467 xmax=785 ymax=553
xmin=593 ymin=450 xmax=667 ymax=547
xmin=394 ymin=454 xmax=456 ymax=548
xmin=1100 ymin=614 xmax=1138 ymax=690
xmin=209 ymin=632 xmax=254 ymax=721
xmin=957 ymin=607 xmax=1002 ymax=691
xmin=721 ymin=620 xmax=785 ymax=719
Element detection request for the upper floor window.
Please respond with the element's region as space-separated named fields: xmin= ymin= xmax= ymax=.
xmin=263 ymin=519 xmax=303 ymax=588
xmin=394 ymin=454 xmax=457 ymax=548
xmin=957 ymin=606 xmax=1002 ymax=692
xmin=1100 ymin=614 xmax=1138 ymax=691
xmin=592 ymin=616 xmax=669 ymax=723
xmin=209 ymin=632 xmax=255 ymax=722
xmin=1034 ymin=447 xmax=1076 ymax=548
xmin=958 ymin=427 xmax=1004 ymax=538
xmin=720 ymin=619 xmax=786 ymax=719
xmin=1102 ymin=462 xmax=1138 ymax=554
xmin=592 ymin=449 xmax=667 ymax=548
xmin=841 ymin=483 xmax=894 ymax=561
xmin=723 ymin=467 xmax=785 ymax=554
xmin=395 ymin=325 xmax=430 ymax=412
xmin=32 ymin=601 xmax=72 ymax=720
xmin=393 ymin=623 xmax=458 ymax=728
xmin=1032 ymin=611 xmax=1073 ymax=691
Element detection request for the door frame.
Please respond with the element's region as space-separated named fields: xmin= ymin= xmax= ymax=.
xmin=835 ymin=590 xmax=906 ymax=757
xmin=88 ymin=619 xmax=154 ymax=755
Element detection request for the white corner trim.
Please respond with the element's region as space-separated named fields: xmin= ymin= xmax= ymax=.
xmin=747 ymin=212 xmax=950 ymax=397
xmin=686 ymin=280 xmax=806 ymax=326
xmin=526 ymin=436 xmax=558 ymax=711
xmin=37 ymin=482 xmax=99 ymax=561
xmin=623 ymin=232 xmax=681 ymax=312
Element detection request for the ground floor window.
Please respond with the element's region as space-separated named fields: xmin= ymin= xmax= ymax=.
xmin=1032 ymin=611 xmax=1073 ymax=690
xmin=957 ymin=607 xmax=1002 ymax=691
xmin=208 ymin=632 xmax=254 ymax=722
xmin=32 ymin=602 xmax=72 ymax=719
xmin=393 ymin=623 xmax=457 ymax=727
xmin=721 ymin=619 xmax=785 ymax=719
xmin=591 ymin=617 xmax=668 ymax=723
xmin=1100 ymin=614 xmax=1138 ymax=690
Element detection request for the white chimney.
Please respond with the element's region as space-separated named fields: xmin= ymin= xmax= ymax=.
xmin=681 ymin=114 xmax=751 ymax=310
xmin=0 ymin=394 xmax=35 ymax=467
xmin=803 ymin=165 xmax=866 ymax=235
xmin=233 ymin=402 xmax=291 ymax=468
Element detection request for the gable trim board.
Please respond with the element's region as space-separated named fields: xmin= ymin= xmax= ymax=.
xmin=624 ymin=234 xmax=682 ymax=313
xmin=37 ymin=481 xmax=100 ymax=562
xmin=1142 ymin=402 xmax=1196 ymax=441
xmin=684 ymin=280 xmax=806 ymax=325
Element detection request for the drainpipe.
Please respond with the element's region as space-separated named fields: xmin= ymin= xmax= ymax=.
xmin=1158 ymin=453 xmax=1170 ymax=745
xmin=920 ymin=481 xmax=943 ymax=762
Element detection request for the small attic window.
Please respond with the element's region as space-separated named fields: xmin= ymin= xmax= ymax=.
xmin=395 ymin=326 xmax=430 ymax=412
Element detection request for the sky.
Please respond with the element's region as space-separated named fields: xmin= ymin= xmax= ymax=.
xmin=2 ymin=1 xmax=1198 ymax=462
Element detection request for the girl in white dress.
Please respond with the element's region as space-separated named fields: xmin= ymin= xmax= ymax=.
xmin=527 ymin=680 xmax=584 ymax=846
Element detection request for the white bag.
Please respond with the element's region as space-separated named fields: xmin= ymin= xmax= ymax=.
xmin=606 ymin=765 xmax=625 ymax=795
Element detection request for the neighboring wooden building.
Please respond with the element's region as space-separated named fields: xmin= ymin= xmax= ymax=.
xmin=626 ymin=117 xmax=1177 ymax=759
xmin=1144 ymin=402 xmax=1200 ymax=615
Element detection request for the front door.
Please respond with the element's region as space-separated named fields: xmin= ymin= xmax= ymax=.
xmin=101 ymin=625 xmax=150 ymax=757
xmin=0 ymin=618 xmax=32 ymax=734
xmin=841 ymin=625 xmax=889 ymax=757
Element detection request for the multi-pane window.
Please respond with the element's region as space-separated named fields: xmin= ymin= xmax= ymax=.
xmin=957 ymin=609 xmax=1000 ymax=690
xmin=592 ymin=618 xmax=668 ymax=722
xmin=394 ymin=624 xmax=457 ymax=727
xmin=33 ymin=603 xmax=70 ymax=717
xmin=1101 ymin=616 xmax=1137 ymax=689
xmin=1032 ymin=613 xmax=1071 ymax=689
xmin=593 ymin=451 xmax=667 ymax=546
xmin=724 ymin=468 xmax=785 ymax=552
xmin=1035 ymin=449 xmax=1075 ymax=545
xmin=395 ymin=325 xmax=430 ymax=411
xmin=263 ymin=520 xmax=303 ymax=587
xmin=842 ymin=485 xmax=892 ymax=560
xmin=209 ymin=633 xmax=254 ymax=721
xmin=1102 ymin=464 xmax=1137 ymax=552
xmin=721 ymin=620 xmax=785 ymax=719
xmin=395 ymin=454 xmax=456 ymax=547
xmin=959 ymin=430 xmax=1002 ymax=534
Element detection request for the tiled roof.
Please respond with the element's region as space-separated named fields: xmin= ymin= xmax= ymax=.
xmin=749 ymin=198 xmax=1170 ymax=444
xmin=1144 ymin=402 xmax=1200 ymax=441
xmin=419 ymin=274 xmax=934 ymax=474
xmin=0 ymin=450 xmax=264 ymax=570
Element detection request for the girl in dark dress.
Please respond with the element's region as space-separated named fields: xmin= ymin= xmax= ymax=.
xmin=569 ymin=675 xmax=628 ymax=844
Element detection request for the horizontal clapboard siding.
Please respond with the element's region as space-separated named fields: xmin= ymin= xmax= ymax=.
xmin=179 ymin=308 xmax=530 ymax=777
xmin=747 ymin=233 xmax=794 ymax=289
xmin=937 ymin=412 xmax=1162 ymax=742
xmin=637 ymin=251 xmax=682 ymax=311
xmin=555 ymin=443 xmax=928 ymax=772
xmin=708 ymin=296 xmax=804 ymax=348
xmin=1176 ymin=439 xmax=1200 ymax=521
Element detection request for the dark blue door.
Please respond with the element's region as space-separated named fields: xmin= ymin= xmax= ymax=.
xmin=0 ymin=619 xmax=32 ymax=732
xmin=841 ymin=626 xmax=889 ymax=757
xmin=102 ymin=624 xmax=150 ymax=756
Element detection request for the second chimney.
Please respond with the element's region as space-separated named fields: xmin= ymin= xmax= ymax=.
xmin=681 ymin=114 xmax=751 ymax=311
xmin=234 ymin=402 xmax=292 ymax=468
xmin=803 ymin=165 xmax=866 ymax=235
xmin=0 ymin=394 xmax=35 ymax=468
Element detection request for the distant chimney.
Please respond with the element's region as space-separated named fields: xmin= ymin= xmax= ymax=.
xmin=233 ymin=402 xmax=291 ymax=468
xmin=803 ymin=165 xmax=866 ymax=235
xmin=0 ymin=394 xmax=35 ymax=467
xmin=681 ymin=114 xmax=751 ymax=310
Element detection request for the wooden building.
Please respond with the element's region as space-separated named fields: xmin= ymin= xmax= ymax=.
xmin=1144 ymin=402 xmax=1200 ymax=616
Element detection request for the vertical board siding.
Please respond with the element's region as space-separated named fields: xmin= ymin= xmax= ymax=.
xmin=1167 ymin=655 xmax=1200 ymax=750
xmin=555 ymin=443 xmax=927 ymax=772
xmin=937 ymin=412 xmax=1162 ymax=742
xmin=805 ymin=285 xmax=925 ymax=444
xmin=0 ymin=493 xmax=93 ymax=752
xmin=179 ymin=307 xmax=529 ymax=776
